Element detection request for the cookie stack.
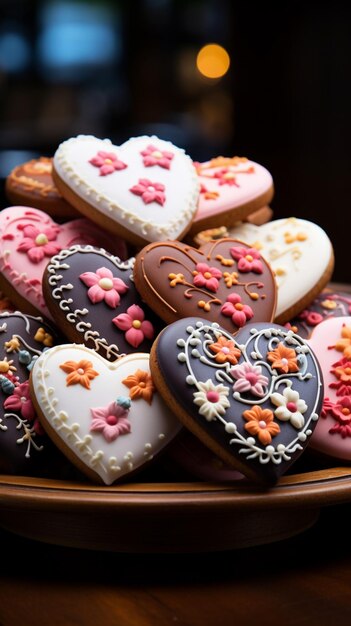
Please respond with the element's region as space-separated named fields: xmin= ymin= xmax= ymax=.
xmin=0 ymin=133 xmax=346 ymax=487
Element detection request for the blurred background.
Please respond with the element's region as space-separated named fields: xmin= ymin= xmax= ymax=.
xmin=0 ymin=0 xmax=350 ymax=280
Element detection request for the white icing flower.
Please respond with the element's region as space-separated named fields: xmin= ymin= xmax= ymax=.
xmin=270 ymin=386 xmax=307 ymax=429
xmin=193 ymin=379 xmax=230 ymax=421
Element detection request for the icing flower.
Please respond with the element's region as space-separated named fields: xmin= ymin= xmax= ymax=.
xmin=230 ymin=247 xmax=263 ymax=274
xmin=329 ymin=358 xmax=351 ymax=396
xmin=122 ymin=369 xmax=155 ymax=404
xmin=112 ymin=304 xmax=154 ymax=348
xmin=90 ymin=397 xmax=132 ymax=442
xmin=60 ymin=359 xmax=99 ymax=389
xmin=89 ymin=151 xmax=127 ymax=176
xmin=267 ymin=343 xmax=299 ymax=374
xmin=231 ymin=362 xmax=269 ymax=397
xmin=193 ymin=263 xmax=222 ymax=293
xmin=129 ymin=178 xmax=166 ymax=206
xmin=209 ymin=336 xmax=241 ymax=365
xmin=4 ymin=336 xmax=21 ymax=352
xmin=213 ymin=168 xmax=239 ymax=186
xmin=34 ymin=327 xmax=54 ymax=347
xmin=298 ymin=309 xmax=323 ymax=326
xmin=270 ymin=385 xmax=307 ymax=429
xmin=193 ymin=379 xmax=230 ymax=421
xmin=243 ymin=405 xmax=280 ymax=445
xmin=16 ymin=224 xmax=61 ymax=263
xmin=320 ymin=298 xmax=338 ymax=310
xmin=333 ymin=325 xmax=351 ymax=359
xmin=221 ymin=293 xmax=254 ymax=328
xmin=140 ymin=144 xmax=174 ymax=169
xmin=4 ymin=381 xmax=35 ymax=422
xmin=0 ymin=357 xmax=16 ymax=374
xmin=79 ymin=267 xmax=129 ymax=308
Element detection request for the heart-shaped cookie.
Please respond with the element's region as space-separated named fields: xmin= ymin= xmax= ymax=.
xmin=43 ymin=245 xmax=163 ymax=360
xmin=30 ymin=344 xmax=182 ymax=484
xmin=186 ymin=156 xmax=274 ymax=239
xmin=133 ymin=238 xmax=277 ymax=335
xmin=287 ymin=287 xmax=351 ymax=339
xmin=150 ymin=318 xmax=323 ymax=485
xmin=226 ymin=217 xmax=335 ymax=324
xmin=308 ymin=316 xmax=351 ymax=461
xmin=52 ymin=134 xmax=200 ymax=247
xmin=0 ymin=206 xmax=128 ymax=321
xmin=0 ymin=311 xmax=68 ymax=477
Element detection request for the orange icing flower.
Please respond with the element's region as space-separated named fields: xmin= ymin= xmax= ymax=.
xmin=267 ymin=343 xmax=299 ymax=373
xmin=334 ymin=326 xmax=351 ymax=359
xmin=243 ymin=405 xmax=280 ymax=445
xmin=122 ymin=369 xmax=155 ymax=405
xmin=60 ymin=359 xmax=99 ymax=389
xmin=209 ymin=336 xmax=241 ymax=365
xmin=333 ymin=361 xmax=351 ymax=383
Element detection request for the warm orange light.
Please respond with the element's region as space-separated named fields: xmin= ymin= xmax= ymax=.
xmin=196 ymin=44 xmax=230 ymax=79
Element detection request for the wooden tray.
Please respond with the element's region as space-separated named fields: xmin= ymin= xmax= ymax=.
xmin=0 ymin=462 xmax=350 ymax=553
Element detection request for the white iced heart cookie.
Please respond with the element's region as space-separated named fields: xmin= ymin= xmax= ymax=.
xmin=227 ymin=217 xmax=334 ymax=323
xmin=30 ymin=345 xmax=182 ymax=484
xmin=53 ymin=134 xmax=200 ymax=247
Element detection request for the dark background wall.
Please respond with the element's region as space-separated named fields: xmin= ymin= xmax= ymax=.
xmin=0 ymin=0 xmax=350 ymax=281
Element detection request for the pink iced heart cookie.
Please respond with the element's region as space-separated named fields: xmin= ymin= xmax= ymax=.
xmin=30 ymin=344 xmax=182 ymax=484
xmin=186 ymin=155 xmax=274 ymax=240
xmin=43 ymin=245 xmax=163 ymax=360
xmin=133 ymin=238 xmax=277 ymax=336
xmin=227 ymin=217 xmax=335 ymax=323
xmin=0 ymin=206 xmax=128 ymax=321
xmin=308 ymin=316 xmax=351 ymax=461
xmin=150 ymin=318 xmax=323 ymax=485
xmin=52 ymin=134 xmax=200 ymax=247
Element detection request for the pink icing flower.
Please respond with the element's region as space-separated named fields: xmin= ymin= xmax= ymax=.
xmin=129 ymin=178 xmax=166 ymax=205
xmin=16 ymin=224 xmax=62 ymax=263
xmin=230 ymin=247 xmax=263 ymax=274
xmin=213 ymin=168 xmax=239 ymax=186
xmin=79 ymin=267 xmax=129 ymax=307
xmin=231 ymin=362 xmax=269 ymax=397
xmin=140 ymin=144 xmax=174 ymax=169
xmin=112 ymin=304 xmax=154 ymax=348
xmin=90 ymin=397 xmax=131 ymax=442
xmin=298 ymin=310 xmax=324 ymax=326
xmin=89 ymin=151 xmax=127 ymax=176
xmin=329 ymin=395 xmax=351 ymax=422
xmin=4 ymin=380 xmax=36 ymax=422
xmin=193 ymin=263 xmax=222 ymax=293
xmin=221 ymin=293 xmax=254 ymax=327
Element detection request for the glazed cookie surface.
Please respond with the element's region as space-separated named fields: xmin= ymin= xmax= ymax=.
xmin=52 ymin=134 xmax=200 ymax=247
xmin=133 ymin=238 xmax=277 ymax=336
xmin=5 ymin=156 xmax=79 ymax=219
xmin=227 ymin=217 xmax=334 ymax=323
xmin=43 ymin=245 xmax=163 ymax=360
xmin=0 ymin=206 xmax=128 ymax=320
xmin=150 ymin=318 xmax=323 ymax=485
xmin=0 ymin=311 xmax=67 ymax=476
xmin=308 ymin=316 xmax=351 ymax=461
xmin=30 ymin=344 xmax=182 ymax=485
xmin=286 ymin=287 xmax=351 ymax=339
xmin=186 ymin=156 xmax=274 ymax=239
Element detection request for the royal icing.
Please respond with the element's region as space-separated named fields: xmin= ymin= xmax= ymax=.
xmin=187 ymin=156 xmax=274 ymax=237
xmin=44 ymin=245 xmax=161 ymax=359
xmin=227 ymin=217 xmax=334 ymax=322
xmin=287 ymin=289 xmax=351 ymax=338
xmin=133 ymin=239 xmax=277 ymax=335
xmin=0 ymin=206 xmax=128 ymax=320
xmin=308 ymin=316 xmax=351 ymax=460
xmin=0 ymin=311 xmax=65 ymax=476
xmin=30 ymin=345 xmax=182 ymax=485
xmin=53 ymin=135 xmax=200 ymax=245
xmin=152 ymin=318 xmax=323 ymax=485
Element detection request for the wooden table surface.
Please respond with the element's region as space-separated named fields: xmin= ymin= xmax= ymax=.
xmin=0 ymin=501 xmax=351 ymax=626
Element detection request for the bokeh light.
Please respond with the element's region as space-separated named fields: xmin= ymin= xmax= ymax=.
xmin=196 ymin=43 xmax=230 ymax=79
